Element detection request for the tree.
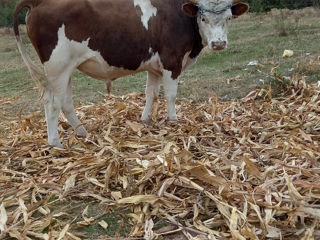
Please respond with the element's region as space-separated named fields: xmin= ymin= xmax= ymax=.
xmin=312 ymin=0 xmax=320 ymax=8
xmin=0 ymin=0 xmax=26 ymax=27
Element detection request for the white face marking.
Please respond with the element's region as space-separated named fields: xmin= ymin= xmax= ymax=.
xmin=196 ymin=0 xmax=232 ymax=49
xmin=133 ymin=0 xmax=157 ymax=30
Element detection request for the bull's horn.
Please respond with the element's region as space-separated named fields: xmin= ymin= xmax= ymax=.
xmin=232 ymin=0 xmax=241 ymax=3
xmin=190 ymin=0 xmax=198 ymax=4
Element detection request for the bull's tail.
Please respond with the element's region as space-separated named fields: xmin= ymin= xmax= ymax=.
xmin=13 ymin=0 xmax=45 ymax=95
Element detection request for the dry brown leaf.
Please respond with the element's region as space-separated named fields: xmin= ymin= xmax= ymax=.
xmin=85 ymin=175 xmax=105 ymax=188
xmin=98 ymin=220 xmax=109 ymax=230
xmin=79 ymin=205 xmax=95 ymax=225
xmin=0 ymin=203 xmax=7 ymax=232
xmin=117 ymin=195 xmax=160 ymax=205
xmin=144 ymin=218 xmax=155 ymax=240
xmin=111 ymin=191 xmax=122 ymax=201
xmin=157 ymin=177 xmax=175 ymax=197
xmin=63 ymin=173 xmax=77 ymax=195
xmin=243 ymin=156 xmax=262 ymax=179
xmin=18 ymin=198 xmax=28 ymax=224
xmin=230 ymin=208 xmax=245 ymax=240
xmin=57 ymin=224 xmax=69 ymax=240
xmin=126 ymin=120 xmax=144 ymax=136
xmin=66 ymin=232 xmax=82 ymax=240
xmin=8 ymin=230 xmax=24 ymax=240
xmin=266 ymin=226 xmax=281 ymax=238
xmin=186 ymin=165 xmax=227 ymax=187
xmin=284 ymin=170 xmax=304 ymax=201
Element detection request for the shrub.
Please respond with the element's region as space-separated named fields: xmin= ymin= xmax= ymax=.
xmin=272 ymin=9 xmax=300 ymax=37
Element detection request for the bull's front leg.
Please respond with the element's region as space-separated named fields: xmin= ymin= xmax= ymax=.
xmin=163 ymin=70 xmax=178 ymax=121
xmin=141 ymin=71 xmax=161 ymax=122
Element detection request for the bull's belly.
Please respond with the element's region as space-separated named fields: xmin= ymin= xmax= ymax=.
xmin=44 ymin=24 xmax=154 ymax=81
xmin=77 ymin=56 xmax=143 ymax=81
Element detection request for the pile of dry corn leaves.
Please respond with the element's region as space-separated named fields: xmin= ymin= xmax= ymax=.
xmin=1 ymin=78 xmax=320 ymax=240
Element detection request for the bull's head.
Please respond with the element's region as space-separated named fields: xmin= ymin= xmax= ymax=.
xmin=182 ymin=0 xmax=249 ymax=50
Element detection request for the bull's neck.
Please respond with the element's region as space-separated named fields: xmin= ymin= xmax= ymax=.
xmin=190 ymin=17 xmax=204 ymax=59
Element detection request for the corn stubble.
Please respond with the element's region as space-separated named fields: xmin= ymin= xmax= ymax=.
xmin=0 ymin=77 xmax=320 ymax=239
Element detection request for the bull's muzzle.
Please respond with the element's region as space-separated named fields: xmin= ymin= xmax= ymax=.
xmin=211 ymin=41 xmax=227 ymax=50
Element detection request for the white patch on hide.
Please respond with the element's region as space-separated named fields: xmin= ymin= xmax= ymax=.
xmin=142 ymin=52 xmax=162 ymax=72
xmin=133 ymin=0 xmax=157 ymax=30
xmin=44 ymin=24 xmax=94 ymax=74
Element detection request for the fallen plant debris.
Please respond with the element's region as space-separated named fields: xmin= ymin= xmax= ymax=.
xmin=0 ymin=77 xmax=320 ymax=240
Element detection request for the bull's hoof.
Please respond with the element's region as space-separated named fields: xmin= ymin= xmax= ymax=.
xmin=141 ymin=118 xmax=153 ymax=125
xmin=75 ymin=126 xmax=88 ymax=137
xmin=49 ymin=140 xmax=64 ymax=149
xmin=141 ymin=114 xmax=152 ymax=123
xmin=168 ymin=116 xmax=178 ymax=121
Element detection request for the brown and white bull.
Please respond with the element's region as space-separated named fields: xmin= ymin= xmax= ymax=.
xmin=14 ymin=0 xmax=249 ymax=148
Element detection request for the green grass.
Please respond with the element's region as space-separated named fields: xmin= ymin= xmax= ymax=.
xmin=1 ymin=10 xmax=320 ymax=113
xmin=0 ymin=69 xmax=32 ymax=94
xmin=72 ymin=70 xmax=147 ymax=105
xmin=43 ymin=199 xmax=132 ymax=239
xmin=81 ymin=213 xmax=128 ymax=238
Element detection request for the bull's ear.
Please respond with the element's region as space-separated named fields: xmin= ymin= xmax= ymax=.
xmin=182 ymin=3 xmax=198 ymax=17
xmin=232 ymin=2 xmax=249 ymax=17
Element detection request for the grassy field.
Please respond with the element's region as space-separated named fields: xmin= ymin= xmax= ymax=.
xmin=1 ymin=8 xmax=320 ymax=117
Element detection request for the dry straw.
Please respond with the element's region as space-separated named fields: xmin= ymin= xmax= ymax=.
xmin=0 ymin=76 xmax=320 ymax=239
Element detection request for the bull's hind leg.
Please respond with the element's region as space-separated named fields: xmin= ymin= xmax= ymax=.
xmin=44 ymin=66 xmax=86 ymax=147
xmin=62 ymin=79 xmax=88 ymax=137
xmin=44 ymin=74 xmax=68 ymax=148
xmin=141 ymin=71 xmax=161 ymax=122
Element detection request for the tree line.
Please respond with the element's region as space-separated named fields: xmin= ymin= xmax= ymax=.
xmin=246 ymin=0 xmax=319 ymax=12
xmin=0 ymin=0 xmax=319 ymax=27
xmin=0 ymin=0 xmax=26 ymax=28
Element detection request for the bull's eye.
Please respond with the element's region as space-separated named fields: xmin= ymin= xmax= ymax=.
xmin=202 ymin=18 xmax=206 ymax=22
